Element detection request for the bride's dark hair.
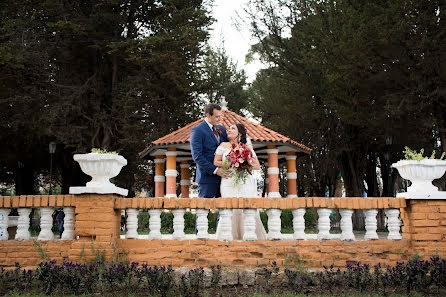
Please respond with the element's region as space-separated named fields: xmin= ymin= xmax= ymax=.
xmin=235 ymin=123 xmax=247 ymax=144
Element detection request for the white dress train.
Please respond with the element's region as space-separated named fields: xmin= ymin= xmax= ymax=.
xmin=215 ymin=145 xmax=267 ymax=240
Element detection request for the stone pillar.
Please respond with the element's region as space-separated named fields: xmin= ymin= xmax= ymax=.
xmin=386 ymin=209 xmax=402 ymax=240
xmin=180 ymin=161 xmax=190 ymax=198
xmin=218 ymin=209 xmax=233 ymax=241
xmin=38 ymin=207 xmax=54 ymax=241
xmin=364 ymin=209 xmax=379 ymax=240
xmin=74 ymin=194 xmax=121 ymax=247
xmin=172 ymin=209 xmax=185 ymax=239
xmin=267 ymin=209 xmax=282 ymax=240
xmin=154 ymin=155 xmax=165 ymax=198
xmin=292 ymin=208 xmax=306 ymax=240
xmin=0 ymin=208 xmax=10 ymax=240
xmin=196 ymin=209 xmax=209 ymax=239
xmin=165 ymin=148 xmax=178 ymax=198
xmin=125 ymin=209 xmax=139 ymax=239
xmin=317 ymin=208 xmax=332 ymax=240
xmin=61 ymin=207 xmax=75 ymax=240
xmin=243 ymin=209 xmax=257 ymax=241
xmin=15 ymin=208 xmax=31 ymax=241
xmin=264 ymin=161 xmax=269 ymax=197
xmin=266 ymin=146 xmax=281 ymax=198
xmin=286 ymin=152 xmax=297 ymax=197
xmin=339 ymin=209 xmax=355 ymax=241
xmin=148 ymin=209 xmax=161 ymax=239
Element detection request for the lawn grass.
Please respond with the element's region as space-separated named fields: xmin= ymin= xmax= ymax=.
xmin=4 ymin=293 xmax=426 ymax=297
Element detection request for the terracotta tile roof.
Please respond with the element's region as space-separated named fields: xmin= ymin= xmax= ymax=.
xmin=140 ymin=110 xmax=312 ymax=158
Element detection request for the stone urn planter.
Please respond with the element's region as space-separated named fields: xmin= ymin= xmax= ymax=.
xmin=69 ymin=153 xmax=128 ymax=196
xmin=392 ymin=159 xmax=446 ymax=199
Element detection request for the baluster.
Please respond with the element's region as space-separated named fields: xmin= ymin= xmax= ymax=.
xmin=364 ymin=209 xmax=379 ymax=240
xmin=0 ymin=209 xmax=10 ymax=240
xmin=218 ymin=209 xmax=233 ymax=241
xmin=243 ymin=209 xmax=257 ymax=241
xmin=172 ymin=209 xmax=185 ymax=239
xmin=61 ymin=207 xmax=75 ymax=240
xmin=148 ymin=209 xmax=161 ymax=239
xmin=292 ymin=208 xmax=306 ymax=240
xmin=317 ymin=208 xmax=331 ymax=240
xmin=15 ymin=208 xmax=31 ymax=241
xmin=38 ymin=207 xmax=54 ymax=241
xmin=267 ymin=209 xmax=281 ymax=240
xmin=126 ymin=209 xmax=139 ymax=239
xmin=196 ymin=209 xmax=209 ymax=239
xmin=385 ymin=209 xmax=402 ymax=240
xmin=339 ymin=209 xmax=355 ymax=241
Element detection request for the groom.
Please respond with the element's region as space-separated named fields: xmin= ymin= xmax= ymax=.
xmin=191 ymin=103 xmax=229 ymax=198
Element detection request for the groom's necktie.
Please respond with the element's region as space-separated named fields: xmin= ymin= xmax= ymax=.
xmin=212 ymin=126 xmax=219 ymax=138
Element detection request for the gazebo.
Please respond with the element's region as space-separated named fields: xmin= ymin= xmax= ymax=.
xmin=139 ymin=100 xmax=312 ymax=198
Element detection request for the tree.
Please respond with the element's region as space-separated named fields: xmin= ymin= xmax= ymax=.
xmin=0 ymin=0 xmax=213 ymax=194
xmin=246 ymin=0 xmax=445 ymax=197
xmin=199 ymin=45 xmax=250 ymax=115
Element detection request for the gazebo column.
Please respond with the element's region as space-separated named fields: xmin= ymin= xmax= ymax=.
xmin=180 ymin=161 xmax=190 ymax=198
xmin=266 ymin=146 xmax=281 ymax=198
xmin=154 ymin=155 xmax=165 ymax=197
xmin=286 ymin=152 xmax=297 ymax=198
xmin=165 ymin=148 xmax=178 ymax=198
xmin=264 ymin=161 xmax=269 ymax=197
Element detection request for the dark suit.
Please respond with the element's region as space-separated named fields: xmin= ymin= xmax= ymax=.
xmin=190 ymin=120 xmax=228 ymax=198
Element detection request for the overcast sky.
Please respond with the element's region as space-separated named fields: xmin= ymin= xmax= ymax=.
xmin=208 ymin=0 xmax=264 ymax=82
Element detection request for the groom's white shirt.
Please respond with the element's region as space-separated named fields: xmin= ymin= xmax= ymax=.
xmin=204 ymin=118 xmax=220 ymax=175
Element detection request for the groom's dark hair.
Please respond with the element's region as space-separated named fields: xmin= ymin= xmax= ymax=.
xmin=205 ymin=103 xmax=221 ymax=116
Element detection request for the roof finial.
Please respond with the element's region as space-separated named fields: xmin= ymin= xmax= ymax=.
xmin=221 ymin=98 xmax=228 ymax=111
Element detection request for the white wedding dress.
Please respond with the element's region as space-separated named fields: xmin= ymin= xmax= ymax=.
xmin=214 ymin=144 xmax=267 ymax=240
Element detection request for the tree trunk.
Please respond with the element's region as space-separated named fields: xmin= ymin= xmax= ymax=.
xmin=14 ymin=161 xmax=35 ymax=195
xmin=364 ymin=155 xmax=379 ymax=197
xmin=338 ymin=150 xmax=366 ymax=230
xmin=60 ymin=150 xmax=89 ymax=194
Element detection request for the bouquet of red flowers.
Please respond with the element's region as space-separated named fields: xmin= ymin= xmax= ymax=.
xmin=222 ymin=143 xmax=255 ymax=185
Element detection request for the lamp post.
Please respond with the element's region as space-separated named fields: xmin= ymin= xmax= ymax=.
xmin=49 ymin=142 xmax=56 ymax=195
xmin=384 ymin=135 xmax=393 ymax=197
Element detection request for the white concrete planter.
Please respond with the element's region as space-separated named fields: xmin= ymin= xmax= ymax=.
xmin=69 ymin=153 xmax=128 ymax=196
xmin=393 ymin=159 xmax=446 ymax=199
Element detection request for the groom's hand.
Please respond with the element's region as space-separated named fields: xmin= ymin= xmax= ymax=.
xmin=216 ymin=168 xmax=223 ymax=177
xmin=216 ymin=168 xmax=230 ymax=178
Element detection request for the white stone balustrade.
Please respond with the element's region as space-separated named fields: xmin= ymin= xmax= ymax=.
xmin=317 ymin=208 xmax=332 ymax=240
xmin=0 ymin=197 xmax=405 ymax=243
xmin=126 ymin=209 xmax=139 ymax=239
xmin=38 ymin=207 xmax=54 ymax=241
xmin=148 ymin=209 xmax=162 ymax=239
xmin=0 ymin=209 xmax=10 ymax=240
xmin=292 ymin=208 xmax=306 ymax=240
xmin=15 ymin=208 xmax=31 ymax=241
xmin=385 ymin=209 xmax=402 ymax=240
xmin=243 ymin=209 xmax=257 ymax=241
xmin=172 ymin=209 xmax=185 ymax=239
xmin=61 ymin=207 xmax=75 ymax=240
xmin=267 ymin=209 xmax=281 ymax=240
xmin=196 ymin=209 xmax=209 ymax=239
xmin=364 ymin=209 xmax=379 ymax=240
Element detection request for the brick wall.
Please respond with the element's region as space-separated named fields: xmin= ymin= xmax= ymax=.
xmin=1 ymin=195 xmax=446 ymax=270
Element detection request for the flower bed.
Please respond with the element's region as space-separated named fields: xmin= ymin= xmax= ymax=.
xmin=1 ymin=256 xmax=446 ymax=296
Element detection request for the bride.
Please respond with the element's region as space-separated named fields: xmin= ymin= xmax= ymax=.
xmin=213 ymin=123 xmax=267 ymax=240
